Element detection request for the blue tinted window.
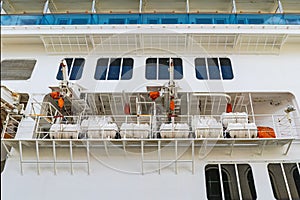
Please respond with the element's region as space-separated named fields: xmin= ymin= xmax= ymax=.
xmin=248 ymin=18 xmax=264 ymax=24
xmin=95 ymin=58 xmax=109 ymax=80
xmin=20 ymin=19 xmax=38 ymax=25
xmin=161 ymin=18 xmax=178 ymax=24
xmin=107 ymin=58 xmax=121 ymax=80
xmin=196 ymin=18 xmax=212 ymax=24
xmin=148 ymin=19 xmax=158 ymax=24
xmin=56 ymin=58 xmax=73 ymax=80
xmin=128 ymin=19 xmax=138 ymax=24
xmin=71 ymin=18 xmax=88 ymax=24
xmin=208 ymin=58 xmax=220 ymax=80
xmin=146 ymin=58 xmax=157 ymax=80
xmin=146 ymin=58 xmax=183 ymax=80
xmin=220 ymin=58 xmax=233 ymax=80
xmin=215 ymin=19 xmax=225 ymax=24
xmin=121 ymin=58 xmax=133 ymax=80
xmin=173 ymin=58 xmax=183 ymax=79
xmin=109 ymin=19 xmax=125 ymax=24
xmin=58 ymin=19 xmax=69 ymax=25
xmin=195 ymin=58 xmax=208 ymax=80
xmin=158 ymin=58 xmax=169 ymax=80
xmin=70 ymin=58 xmax=84 ymax=80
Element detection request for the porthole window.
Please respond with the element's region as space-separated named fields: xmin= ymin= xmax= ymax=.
xmin=145 ymin=58 xmax=183 ymax=80
xmin=56 ymin=58 xmax=84 ymax=80
xmin=205 ymin=164 xmax=256 ymax=200
xmin=94 ymin=58 xmax=133 ymax=80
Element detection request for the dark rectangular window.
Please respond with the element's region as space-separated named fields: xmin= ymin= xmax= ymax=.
xmin=94 ymin=58 xmax=109 ymax=80
xmin=148 ymin=19 xmax=158 ymax=24
xmin=158 ymin=58 xmax=169 ymax=80
xmin=196 ymin=18 xmax=213 ymax=24
xmin=70 ymin=58 xmax=84 ymax=80
xmin=195 ymin=58 xmax=208 ymax=80
xmin=109 ymin=19 xmax=125 ymax=24
xmin=206 ymin=164 xmax=256 ymax=200
xmin=57 ymin=58 xmax=83 ymax=80
xmin=207 ymin=58 xmax=221 ymax=80
xmin=248 ymin=18 xmax=264 ymax=24
xmin=58 ymin=19 xmax=69 ymax=25
xmin=146 ymin=58 xmax=183 ymax=80
xmin=107 ymin=58 xmax=121 ymax=80
xmin=161 ymin=18 xmax=178 ymax=24
xmin=268 ymin=163 xmax=300 ymax=200
xmin=1 ymin=59 xmax=37 ymax=80
xmin=146 ymin=58 xmax=157 ymax=80
xmin=121 ymin=58 xmax=134 ymax=80
xmin=215 ymin=19 xmax=226 ymax=24
xmin=220 ymin=58 xmax=233 ymax=80
xmin=71 ymin=18 xmax=88 ymax=25
xmin=173 ymin=58 xmax=183 ymax=79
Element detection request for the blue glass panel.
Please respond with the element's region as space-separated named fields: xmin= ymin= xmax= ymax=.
xmin=248 ymin=18 xmax=264 ymax=24
xmin=58 ymin=19 xmax=69 ymax=25
xmin=56 ymin=58 xmax=72 ymax=80
xmin=94 ymin=58 xmax=109 ymax=80
xmin=195 ymin=58 xmax=207 ymax=80
xmin=146 ymin=58 xmax=157 ymax=80
xmin=173 ymin=58 xmax=183 ymax=79
xmin=161 ymin=18 xmax=178 ymax=24
xmin=207 ymin=58 xmax=220 ymax=80
xmin=65 ymin=58 xmax=73 ymax=75
xmin=109 ymin=18 xmax=125 ymax=24
xmin=121 ymin=58 xmax=134 ymax=80
xmin=220 ymin=58 xmax=233 ymax=80
xmin=238 ymin=19 xmax=245 ymax=24
xmin=71 ymin=18 xmax=88 ymax=24
xmin=158 ymin=58 xmax=169 ymax=80
xmin=20 ymin=19 xmax=38 ymax=25
xmin=215 ymin=19 xmax=225 ymax=24
xmin=107 ymin=58 xmax=121 ymax=80
xmin=2 ymin=13 xmax=300 ymax=26
xmin=196 ymin=18 xmax=213 ymax=24
xmin=148 ymin=19 xmax=158 ymax=24
xmin=70 ymin=58 xmax=84 ymax=80
xmin=128 ymin=19 xmax=138 ymax=24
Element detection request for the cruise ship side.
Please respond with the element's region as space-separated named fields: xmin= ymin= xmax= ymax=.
xmin=1 ymin=0 xmax=300 ymax=199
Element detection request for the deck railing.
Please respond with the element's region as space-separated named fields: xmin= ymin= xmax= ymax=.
xmin=1 ymin=13 xmax=300 ymax=26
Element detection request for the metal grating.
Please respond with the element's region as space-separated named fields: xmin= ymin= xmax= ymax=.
xmin=40 ymin=33 xmax=288 ymax=55
xmin=91 ymin=34 xmax=139 ymax=54
xmin=41 ymin=35 xmax=93 ymax=54
xmin=189 ymin=34 xmax=237 ymax=53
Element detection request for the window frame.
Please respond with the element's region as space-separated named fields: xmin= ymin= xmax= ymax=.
xmin=194 ymin=57 xmax=233 ymax=80
xmin=94 ymin=58 xmax=134 ymax=81
xmin=1 ymin=59 xmax=37 ymax=80
xmin=56 ymin=58 xmax=85 ymax=81
xmin=145 ymin=57 xmax=183 ymax=80
xmin=205 ymin=164 xmax=257 ymax=200
xmin=268 ymin=162 xmax=300 ymax=200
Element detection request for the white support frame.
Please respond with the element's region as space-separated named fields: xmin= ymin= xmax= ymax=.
xmin=186 ymin=0 xmax=189 ymax=13
xmin=232 ymin=0 xmax=237 ymax=13
xmin=92 ymin=0 xmax=96 ymax=13
xmin=2 ymin=137 xmax=296 ymax=175
xmin=139 ymin=0 xmax=142 ymax=13
xmin=280 ymin=163 xmax=292 ymax=200
xmin=276 ymin=0 xmax=284 ymax=13
xmin=43 ymin=0 xmax=49 ymax=14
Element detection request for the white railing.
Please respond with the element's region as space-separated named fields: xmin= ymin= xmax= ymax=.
xmin=27 ymin=113 xmax=300 ymax=140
